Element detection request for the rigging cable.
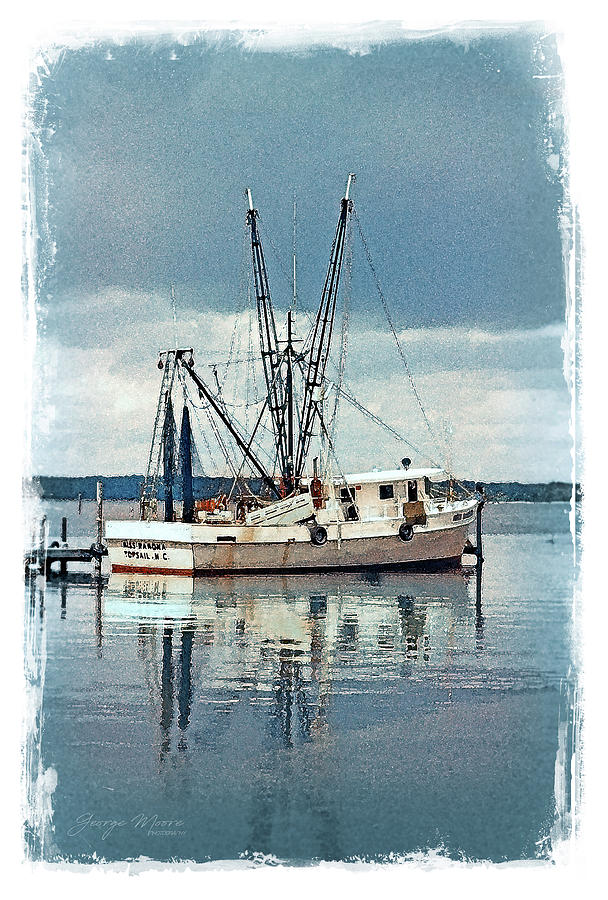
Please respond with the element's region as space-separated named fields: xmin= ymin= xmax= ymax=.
xmin=181 ymin=368 xmax=220 ymax=473
xmin=252 ymin=198 xmax=445 ymax=476
xmin=185 ymin=379 xmax=234 ymax=479
xmin=326 ymin=378 xmax=443 ymax=468
xmin=214 ymin=232 xmax=252 ymax=398
xmin=181 ymin=371 xmax=247 ymax=479
xmin=316 ymin=405 xmax=354 ymax=507
xmin=352 ymin=208 xmax=448 ymax=469
xmin=143 ymin=351 xmax=180 ymax=505
xmin=225 ymin=354 xmax=288 ymax=501
xmin=187 ymin=390 xmax=277 ymax=471
xmin=226 ymin=391 xmax=273 ymax=503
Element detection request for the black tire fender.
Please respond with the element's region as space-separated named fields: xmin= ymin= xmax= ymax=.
xmin=310 ymin=525 xmax=328 ymax=546
xmin=398 ymin=522 xmax=414 ymax=542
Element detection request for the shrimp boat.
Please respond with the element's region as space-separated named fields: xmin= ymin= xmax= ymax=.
xmin=105 ymin=175 xmax=482 ymax=576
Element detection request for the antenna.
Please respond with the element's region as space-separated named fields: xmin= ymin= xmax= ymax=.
xmin=344 ymin=172 xmax=356 ymax=200
xmin=292 ymin=189 xmax=297 ymax=312
xmin=170 ymin=283 xmax=178 ymax=350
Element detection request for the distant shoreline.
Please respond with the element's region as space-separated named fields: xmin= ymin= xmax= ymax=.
xmin=26 ymin=476 xmax=581 ymax=504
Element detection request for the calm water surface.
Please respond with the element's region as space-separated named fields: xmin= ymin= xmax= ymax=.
xmin=27 ymin=502 xmax=575 ymax=864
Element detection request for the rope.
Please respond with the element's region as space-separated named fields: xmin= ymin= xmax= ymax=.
xmin=188 ymin=395 xmax=277 ymax=470
xmin=227 ymin=394 xmax=273 ymax=502
xmin=353 ymin=209 xmax=448 ymax=468
xmin=206 ymin=394 xmax=266 ymax=410
xmin=293 ymin=347 xmax=441 ymax=474
xmin=316 ymin=407 xmax=353 ymax=510
xmin=292 ymin=277 xmax=433 ymax=470
xmin=329 ymin=379 xmax=442 ymax=468
xmin=226 ymin=354 xmax=288 ymax=499
xmin=245 ymin=281 xmax=254 ymax=432
xmin=185 ymin=381 xmax=231 ymax=478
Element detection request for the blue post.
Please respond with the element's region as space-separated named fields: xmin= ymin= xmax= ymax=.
xmin=179 ymin=404 xmax=194 ymax=523
xmin=60 ymin=517 xmax=68 ymax=576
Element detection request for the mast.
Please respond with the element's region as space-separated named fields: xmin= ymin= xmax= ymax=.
xmin=294 ymin=174 xmax=355 ymax=483
xmin=292 ymin=190 xmax=297 ymax=311
xmin=245 ymin=189 xmax=291 ymax=488
xmin=286 ymin=308 xmax=294 ymax=481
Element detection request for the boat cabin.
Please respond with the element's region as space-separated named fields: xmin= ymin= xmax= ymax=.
xmin=302 ymin=467 xmax=445 ymax=523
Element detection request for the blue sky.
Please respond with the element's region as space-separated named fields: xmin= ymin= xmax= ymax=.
xmin=30 ymin=25 xmax=572 ymax=481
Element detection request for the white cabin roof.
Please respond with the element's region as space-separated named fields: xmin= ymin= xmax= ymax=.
xmin=339 ymin=468 xmax=444 ymax=485
xmin=303 ymin=467 xmax=444 ymax=486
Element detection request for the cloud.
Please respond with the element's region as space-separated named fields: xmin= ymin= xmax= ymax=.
xmin=29 ymin=33 xmax=568 ymax=481
xmin=31 ymin=306 xmax=571 ymax=482
xmin=40 ymin=284 xmax=244 ymax=351
xmin=342 ymin=320 xmax=566 ymax=380
xmin=330 ymin=364 xmax=570 ymax=482
xmin=34 ymin=34 xmax=565 ymax=332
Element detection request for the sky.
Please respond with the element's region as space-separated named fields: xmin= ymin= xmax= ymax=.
xmin=28 ymin=24 xmax=572 ymax=482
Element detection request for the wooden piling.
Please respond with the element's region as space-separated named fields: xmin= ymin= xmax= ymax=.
xmin=95 ymin=481 xmax=103 ymax=578
xmin=60 ymin=517 xmax=68 ymax=576
xmin=474 ymin=486 xmax=485 ymax=623
xmin=25 ymin=507 xmax=107 ymax=577
xmin=37 ymin=516 xmax=47 ymax=575
xmin=95 ymin=577 xmax=103 ymax=653
xmin=476 ymin=501 xmax=484 ymax=565
xmin=28 ymin=523 xmax=37 ymax=578
xmin=475 ymin=554 xmax=483 ymax=623
xmin=474 ymin=483 xmax=485 ymax=567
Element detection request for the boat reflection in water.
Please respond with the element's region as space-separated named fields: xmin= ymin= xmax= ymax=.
xmin=33 ymin=505 xmax=572 ymax=863
xmin=105 ymin=569 xmax=481 ymax=761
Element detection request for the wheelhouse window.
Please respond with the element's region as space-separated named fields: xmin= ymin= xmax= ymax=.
xmin=379 ymin=483 xmax=394 ymax=500
xmin=408 ymin=480 xmax=418 ymax=502
xmin=340 ymin=487 xmax=355 ymax=502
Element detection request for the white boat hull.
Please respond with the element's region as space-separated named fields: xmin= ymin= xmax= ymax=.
xmin=106 ymin=511 xmax=475 ymax=576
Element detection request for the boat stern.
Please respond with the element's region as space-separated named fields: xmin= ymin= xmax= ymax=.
xmin=105 ymin=520 xmax=195 ymax=575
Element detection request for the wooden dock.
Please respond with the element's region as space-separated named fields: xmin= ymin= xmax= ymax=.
xmin=25 ymin=480 xmax=107 ymax=578
xmin=24 ymin=544 xmax=107 ymax=577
